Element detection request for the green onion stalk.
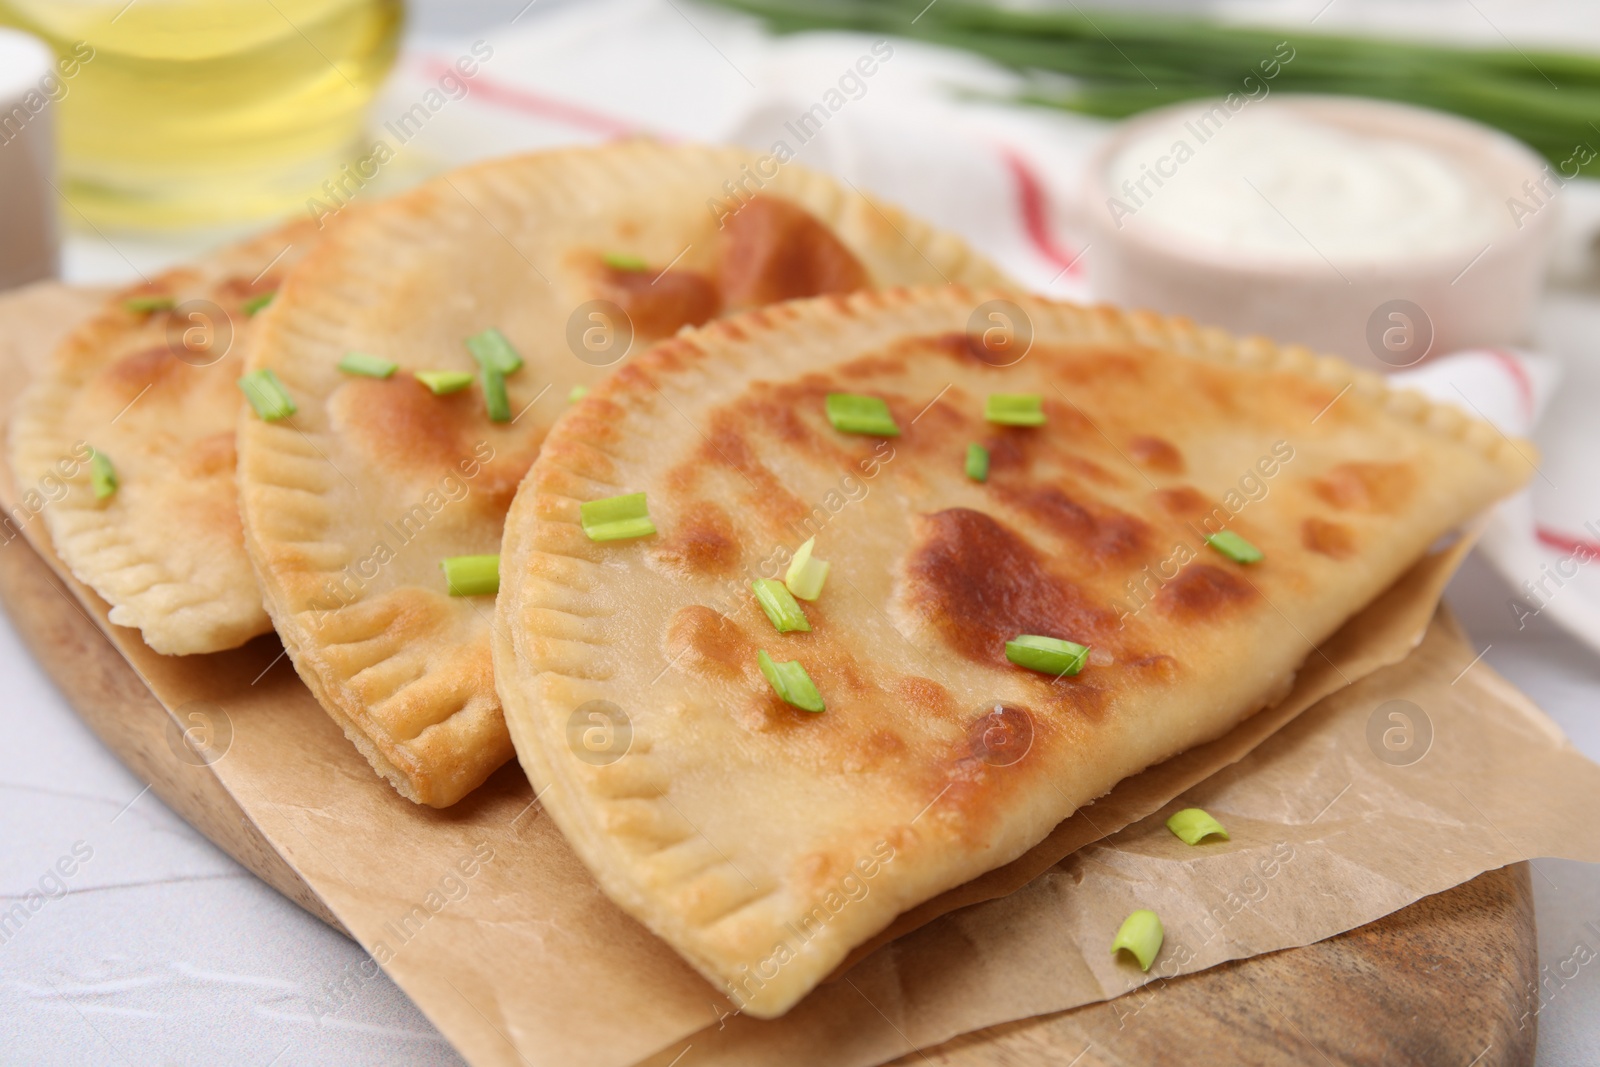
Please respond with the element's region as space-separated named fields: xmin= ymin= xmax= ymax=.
xmin=709 ymin=0 xmax=1600 ymax=176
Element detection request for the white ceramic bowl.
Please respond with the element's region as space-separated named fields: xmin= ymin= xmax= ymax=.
xmin=1082 ymin=95 xmax=1559 ymax=370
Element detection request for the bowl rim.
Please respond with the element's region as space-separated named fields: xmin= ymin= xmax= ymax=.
xmin=1081 ymin=92 xmax=1561 ymax=282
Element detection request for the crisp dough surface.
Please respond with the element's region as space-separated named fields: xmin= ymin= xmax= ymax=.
xmin=237 ymin=142 xmax=1006 ymax=808
xmin=8 ymin=221 xmax=316 ymax=655
xmin=494 ymin=287 xmax=1532 ymax=1016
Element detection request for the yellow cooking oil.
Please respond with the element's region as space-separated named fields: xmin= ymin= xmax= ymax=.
xmin=0 ymin=0 xmax=402 ymax=228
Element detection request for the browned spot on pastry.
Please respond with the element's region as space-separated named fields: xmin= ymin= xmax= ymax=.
xmin=834 ymin=353 xmax=915 ymax=381
xmin=1156 ymin=563 xmax=1254 ymax=619
xmin=179 ymin=431 xmax=237 ymax=478
xmin=1064 ymin=455 xmax=1123 ymax=487
xmin=979 ymin=431 xmax=1032 ymax=474
xmin=339 ymin=377 xmax=469 ymax=465
xmin=1125 ymin=653 xmax=1181 ymax=682
xmin=1303 ymin=517 xmax=1357 ymax=559
xmin=697 ymin=410 xmax=814 ymax=528
xmin=1312 ymin=461 xmax=1415 ymax=513
xmin=215 ymin=274 xmax=278 ymax=306
xmin=840 ymin=727 xmax=910 ymax=774
xmin=702 ymin=411 xmax=759 ymax=473
xmin=925 ymin=331 xmax=1017 ymax=367
xmin=665 ymin=604 xmax=750 ymax=680
xmin=98 ymin=345 xmax=183 ymax=399
xmin=895 ymin=675 xmax=953 ymax=719
xmin=333 ymin=377 xmax=538 ymax=509
xmin=902 ymin=508 xmax=1123 ymax=668
xmin=992 ymin=484 xmax=1149 ymax=563
xmin=1127 ymin=435 xmax=1184 ymax=474
xmin=740 ymin=375 xmax=904 ymax=477
xmin=594 ymin=263 xmax=720 ymax=341
xmin=652 ymin=503 xmax=741 ymax=575
xmin=794 ymin=842 xmax=900 ymax=898
xmin=1153 ymin=486 xmax=1209 ymax=515
xmin=473 ymin=447 xmax=543 ymax=513
xmin=718 ymin=196 xmax=868 ymax=307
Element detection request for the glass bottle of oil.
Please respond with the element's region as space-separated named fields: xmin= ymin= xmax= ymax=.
xmin=0 ymin=0 xmax=403 ymax=229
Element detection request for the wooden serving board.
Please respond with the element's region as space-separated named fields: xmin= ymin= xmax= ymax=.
xmin=0 ymin=523 xmax=1537 ymax=1066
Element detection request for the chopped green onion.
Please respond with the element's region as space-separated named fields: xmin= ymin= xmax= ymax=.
xmin=580 ymin=492 xmax=656 ymax=542
xmin=965 ymin=442 xmax=989 ymax=482
xmin=784 ymin=537 xmax=829 ymax=601
xmin=465 ymin=327 xmax=524 ymax=375
xmin=757 ymin=649 xmax=825 ymax=712
xmin=242 ymin=291 xmax=276 ymax=316
xmin=1206 ymin=530 xmax=1263 ymax=564
xmin=1005 ymin=634 xmax=1089 ymax=677
xmin=89 ymin=448 xmax=117 ymax=501
xmin=441 ymin=554 xmax=499 ymax=596
xmin=751 ymin=578 xmax=811 ymax=633
xmin=123 ymin=295 xmax=175 ymax=314
xmin=825 ymin=393 xmax=901 ymax=436
xmin=415 ymin=370 xmax=475 ymax=396
xmin=483 ymin=368 xmax=511 ymax=423
xmin=985 ymin=393 xmax=1045 ymax=426
xmin=1111 ymin=909 xmax=1164 ymax=972
xmin=1166 ymin=808 xmax=1230 ymax=845
xmin=337 ymin=351 xmax=398 ymax=378
xmin=602 ymin=252 xmax=649 ymax=272
xmin=237 ymin=368 xmax=297 ymax=421
xmin=567 ymin=385 xmax=589 ymax=404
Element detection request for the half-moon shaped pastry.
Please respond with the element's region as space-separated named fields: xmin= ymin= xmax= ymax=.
xmin=237 ymin=142 xmax=1005 ymax=807
xmin=9 ymin=220 xmax=315 ymax=654
xmin=494 ymin=286 xmax=1531 ymax=1016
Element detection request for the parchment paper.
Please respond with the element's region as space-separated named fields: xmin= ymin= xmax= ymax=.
xmin=4 ymin=280 xmax=1597 ymax=1067
xmin=644 ymin=609 xmax=1600 ymax=1065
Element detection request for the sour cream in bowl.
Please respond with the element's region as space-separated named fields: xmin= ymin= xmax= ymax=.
xmin=1083 ymin=96 xmax=1558 ymax=370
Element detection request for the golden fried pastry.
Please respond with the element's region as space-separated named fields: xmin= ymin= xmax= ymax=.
xmin=9 ymin=220 xmax=317 ymax=654
xmin=237 ymin=142 xmax=1006 ymax=807
xmin=494 ymin=287 xmax=1531 ymax=1016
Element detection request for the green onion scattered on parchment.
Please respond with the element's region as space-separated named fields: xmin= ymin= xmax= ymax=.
xmin=1111 ymin=908 xmax=1164 ymax=971
xmin=1166 ymin=807 xmax=1230 ymax=845
xmin=710 ymin=0 xmax=1600 ymax=176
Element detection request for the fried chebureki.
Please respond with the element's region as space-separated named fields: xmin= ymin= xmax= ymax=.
xmin=9 ymin=221 xmax=317 ymax=655
xmin=237 ymin=143 xmax=1006 ymax=807
xmin=493 ymin=287 xmax=1531 ymax=1016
